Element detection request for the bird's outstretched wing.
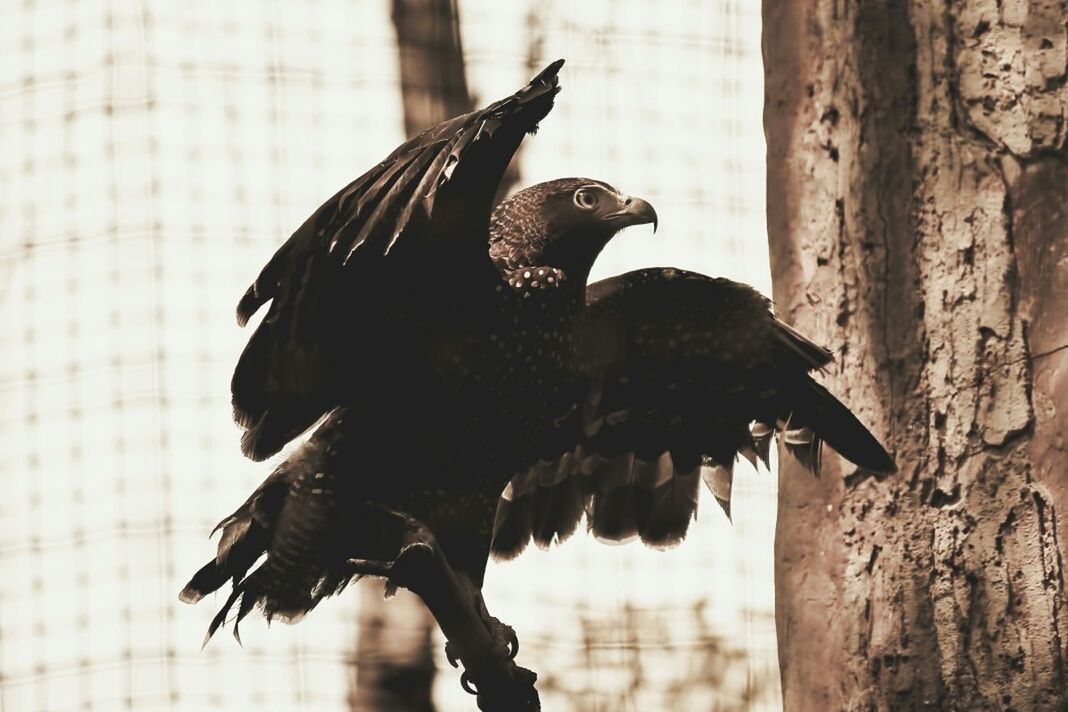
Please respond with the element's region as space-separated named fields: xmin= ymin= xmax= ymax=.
xmin=491 ymin=267 xmax=895 ymax=559
xmin=231 ymin=60 xmax=564 ymax=461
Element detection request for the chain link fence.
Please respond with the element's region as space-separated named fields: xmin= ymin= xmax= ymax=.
xmin=0 ymin=1 xmax=777 ymax=709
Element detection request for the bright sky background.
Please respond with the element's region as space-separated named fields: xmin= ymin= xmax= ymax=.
xmin=0 ymin=1 xmax=777 ymax=710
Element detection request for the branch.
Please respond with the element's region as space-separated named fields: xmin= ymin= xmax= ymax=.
xmin=349 ymin=509 xmax=540 ymax=712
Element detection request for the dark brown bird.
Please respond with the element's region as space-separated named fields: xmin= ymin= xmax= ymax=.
xmin=177 ymin=61 xmax=655 ymax=637
xmin=179 ymin=59 xmax=893 ymax=670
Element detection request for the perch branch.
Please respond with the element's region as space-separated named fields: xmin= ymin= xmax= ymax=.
xmin=348 ymin=508 xmax=540 ymax=712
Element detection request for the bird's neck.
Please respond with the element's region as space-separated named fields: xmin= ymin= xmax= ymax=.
xmin=501 ymin=264 xmax=587 ymax=306
xmin=490 ymin=228 xmax=614 ymax=294
xmin=535 ymin=230 xmax=614 ymax=288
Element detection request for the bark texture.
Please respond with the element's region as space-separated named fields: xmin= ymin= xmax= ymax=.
xmin=765 ymin=1 xmax=1068 ymax=710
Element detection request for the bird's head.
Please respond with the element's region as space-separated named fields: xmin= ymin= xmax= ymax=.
xmin=489 ymin=178 xmax=658 ymax=284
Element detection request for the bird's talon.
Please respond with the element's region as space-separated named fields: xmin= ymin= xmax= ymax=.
xmin=507 ymin=628 xmax=519 ymax=659
xmin=460 ymin=671 xmax=478 ymax=696
xmin=483 ymin=614 xmax=518 ymax=660
xmin=445 ymin=641 xmax=461 ymax=668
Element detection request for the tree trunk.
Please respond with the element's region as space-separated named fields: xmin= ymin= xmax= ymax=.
xmin=764 ymin=1 xmax=1068 ymax=710
xmin=391 ymin=0 xmax=471 ymax=137
xmin=390 ymin=0 xmax=522 ymax=202
xmin=350 ymin=582 xmax=437 ymax=712
xmin=349 ymin=2 xmax=475 ymax=710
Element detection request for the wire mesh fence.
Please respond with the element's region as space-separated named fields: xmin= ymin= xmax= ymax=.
xmin=0 ymin=1 xmax=777 ymax=710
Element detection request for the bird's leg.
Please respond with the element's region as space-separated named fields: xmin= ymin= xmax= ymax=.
xmin=444 ymin=584 xmax=519 ymax=667
xmin=474 ymin=590 xmax=519 ymax=660
xmin=346 ymin=505 xmax=539 ymax=712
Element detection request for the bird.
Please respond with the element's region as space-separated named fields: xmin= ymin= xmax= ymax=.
xmin=179 ymin=59 xmax=579 ymax=635
xmin=179 ymin=58 xmax=894 ymax=694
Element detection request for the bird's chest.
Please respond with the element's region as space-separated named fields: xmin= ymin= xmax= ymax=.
xmin=489 ymin=310 xmax=575 ymax=410
xmin=403 ymin=270 xmax=580 ymax=476
xmin=484 ymin=268 xmax=581 ymax=439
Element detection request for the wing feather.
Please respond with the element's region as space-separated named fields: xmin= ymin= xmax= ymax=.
xmin=491 ymin=267 xmax=895 ymax=559
xmin=231 ymin=61 xmax=565 ymax=460
xmin=342 ymin=143 xmax=445 ymax=263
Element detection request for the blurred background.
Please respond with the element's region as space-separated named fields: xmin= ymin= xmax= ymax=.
xmin=0 ymin=0 xmax=777 ymax=710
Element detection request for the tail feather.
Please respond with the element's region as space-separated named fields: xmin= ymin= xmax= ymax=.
xmin=774 ymin=318 xmax=834 ymax=370
xmin=204 ymin=582 xmax=245 ymax=647
xmin=182 ymin=526 xmax=266 ymax=625
xmin=792 ymin=378 xmax=895 ymax=474
xmin=199 ymin=564 xmax=305 ymax=648
xmin=180 ymin=510 xmax=273 ymax=605
xmin=181 ymin=456 xmax=356 ymax=645
xmin=180 ymin=560 xmax=231 ymax=606
xmin=233 ymin=582 xmax=261 ymax=644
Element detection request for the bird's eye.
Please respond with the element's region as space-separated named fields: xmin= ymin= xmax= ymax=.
xmin=573 ymin=188 xmax=598 ymax=211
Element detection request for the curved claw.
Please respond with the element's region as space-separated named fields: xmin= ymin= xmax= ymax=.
xmin=445 ymin=640 xmax=461 ymax=668
xmin=505 ymin=627 xmax=519 ymax=660
xmin=460 ymin=671 xmax=479 ymax=696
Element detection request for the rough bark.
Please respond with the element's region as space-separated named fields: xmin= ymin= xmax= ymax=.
xmin=764 ymin=1 xmax=1068 ymax=710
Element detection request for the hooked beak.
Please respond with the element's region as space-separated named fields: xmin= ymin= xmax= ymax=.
xmin=604 ymin=196 xmax=658 ymax=233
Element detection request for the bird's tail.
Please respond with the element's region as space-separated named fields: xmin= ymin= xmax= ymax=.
xmin=179 ymin=458 xmax=356 ymax=644
xmin=783 ymin=377 xmax=896 ymax=475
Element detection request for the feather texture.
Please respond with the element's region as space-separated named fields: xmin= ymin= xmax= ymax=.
xmin=227 ymin=61 xmax=565 ymax=462
xmin=490 ymin=268 xmax=895 ymax=559
xmin=180 ymin=424 xmax=368 ymax=645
